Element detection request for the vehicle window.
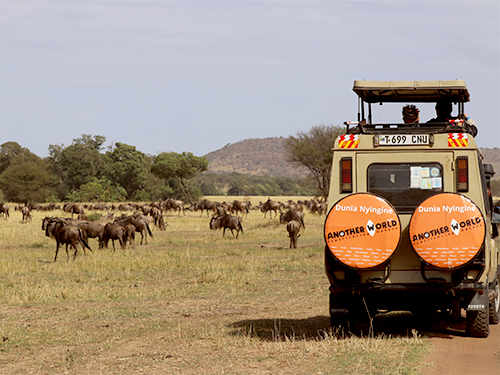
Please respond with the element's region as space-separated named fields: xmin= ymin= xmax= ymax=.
xmin=368 ymin=163 xmax=443 ymax=213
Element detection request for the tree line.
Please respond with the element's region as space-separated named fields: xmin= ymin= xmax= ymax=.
xmin=0 ymin=135 xmax=209 ymax=204
xmin=0 ymin=126 xmax=346 ymax=204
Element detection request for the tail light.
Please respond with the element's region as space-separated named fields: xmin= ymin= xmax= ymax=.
xmin=456 ymin=156 xmax=468 ymax=192
xmin=340 ymin=157 xmax=353 ymax=193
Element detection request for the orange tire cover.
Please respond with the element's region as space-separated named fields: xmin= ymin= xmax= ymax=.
xmin=324 ymin=193 xmax=401 ymax=269
xmin=409 ymin=193 xmax=485 ymax=269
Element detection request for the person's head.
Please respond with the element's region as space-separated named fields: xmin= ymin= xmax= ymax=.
xmin=435 ymin=100 xmax=453 ymax=118
xmin=402 ymin=104 xmax=420 ymax=123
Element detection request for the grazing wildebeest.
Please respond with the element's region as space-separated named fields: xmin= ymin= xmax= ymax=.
xmin=21 ymin=206 xmax=32 ymax=223
xmin=261 ymin=199 xmax=281 ymax=219
xmin=122 ymin=223 xmax=136 ymax=248
xmin=232 ymin=200 xmax=250 ymax=217
xmin=102 ymin=223 xmax=126 ymax=250
xmin=63 ymin=203 xmax=85 ymax=218
xmin=197 ymin=199 xmax=219 ymax=217
xmin=151 ymin=207 xmax=167 ymax=231
xmin=279 ymin=209 xmax=305 ymax=228
xmin=287 ymin=220 xmax=301 ymax=249
xmin=78 ymin=221 xmax=104 ymax=247
xmin=114 ymin=215 xmax=153 ymax=244
xmin=45 ymin=218 xmax=92 ymax=261
xmin=310 ymin=200 xmax=328 ymax=215
xmin=209 ymin=213 xmax=244 ymax=239
xmin=0 ymin=202 xmax=9 ymax=219
xmin=161 ymin=198 xmax=185 ymax=216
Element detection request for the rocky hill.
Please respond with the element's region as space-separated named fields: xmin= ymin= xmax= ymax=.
xmin=204 ymin=137 xmax=309 ymax=178
xmin=204 ymin=137 xmax=500 ymax=180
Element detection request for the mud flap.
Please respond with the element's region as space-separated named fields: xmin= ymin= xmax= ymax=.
xmin=467 ymin=291 xmax=489 ymax=311
xmin=330 ymin=293 xmax=350 ymax=317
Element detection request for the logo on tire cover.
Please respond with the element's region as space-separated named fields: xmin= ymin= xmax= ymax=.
xmin=450 ymin=219 xmax=460 ymax=236
xmin=366 ymin=220 xmax=376 ymax=237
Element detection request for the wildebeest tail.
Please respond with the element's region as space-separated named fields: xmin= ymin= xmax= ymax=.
xmin=239 ymin=220 xmax=243 ymax=234
xmin=78 ymin=228 xmax=93 ymax=252
xmin=146 ymin=222 xmax=153 ymax=238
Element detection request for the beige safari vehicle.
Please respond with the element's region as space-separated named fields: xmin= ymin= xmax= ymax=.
xmin=324 ymin=80 xmax=499 ymax=337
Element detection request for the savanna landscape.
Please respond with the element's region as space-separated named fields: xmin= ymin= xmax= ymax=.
xmin=0 ymin=197 xmax=437 ymax=375
xmin=0 ymin=136 xmax=499 ymax=374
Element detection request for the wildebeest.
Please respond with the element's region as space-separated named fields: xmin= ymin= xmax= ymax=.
xmin=287 ymin=220 xmax=301 ymax=249
xmin=123 ymin=223 xmax=136 ymax=247
xmin=261 ymin=199 xmax=281 ymax=219
xmin=161 ymin=198 xmax=185 ymax=216
xmin=232 ymin=200 xmax=251 ymax=217
xmin=0 ymin=202 xmax=9 ymax=219
xmin=151 ymin=207 xmax=167 ymax=231
xmin=21 ymin=206 xmax=32 ymax=223
xmin=78 ymin=221 xmax=104 ymax=247
xmin=209 ymin=213 xmax=244 ymax=239
xmin=279 ymin=209 xmax=305 ymax=228
xmin=114 ymin=215 xmax=153 ymax=244
xmin=101 ymin=223 xmax=126 ymax=250
xmin=45 ymin=218 xmax=92 ymax=261
xmin=196 ymin=199 xmax=219 ymax=217
xmin=310 ymin=200 xmax=328 ymax=215
xmin=63 ymin=203 xmax=85 ymax=218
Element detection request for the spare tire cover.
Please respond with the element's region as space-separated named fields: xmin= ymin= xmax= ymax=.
xmin=409 ymin=193 xmax=485 ymax=269
xmin=324 ymin=193 xmax=401 ymax=269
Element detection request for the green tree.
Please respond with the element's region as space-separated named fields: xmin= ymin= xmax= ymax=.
xmin=66 ymin=177 xmax=127 ymax=202
xmin=0 ymin=153 xmax=55 ymax=203
xmin=284 ymin=124 xmax=345 ymax=199
xmin=48 ymin=135 xmax=106 ymax=196
xmin=0 ymin=141 xmax=31 ymax=174
xmin=104 ymin=143 xmax=150 ymax=199
xmin=151 ymin=152 xmax=208 ymax=204
xmin=140 ymin=173 xmax=174 ymax=202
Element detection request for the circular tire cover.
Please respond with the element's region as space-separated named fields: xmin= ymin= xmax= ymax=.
xmin=409 ymin=193 xmax=485 ymax=269
xmin=324 ymin=193 xmax=401 ymax=269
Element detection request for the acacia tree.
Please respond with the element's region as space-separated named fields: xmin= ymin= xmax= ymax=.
xmin=284 ymin=124 xmax=345 ymax=200
xmin=151 ymin=152 xmax=208 ymax=204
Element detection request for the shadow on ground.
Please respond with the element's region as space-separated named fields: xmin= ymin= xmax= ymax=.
xmin=228 ymin=311 xmax=469 ymax=341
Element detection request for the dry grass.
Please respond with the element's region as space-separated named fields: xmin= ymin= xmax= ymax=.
xmin=0 ymin=200 xmax=429 ymax=374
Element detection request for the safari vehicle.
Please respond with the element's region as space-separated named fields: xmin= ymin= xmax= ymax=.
xmin=324 ymin=80 xmax=499 ymax=337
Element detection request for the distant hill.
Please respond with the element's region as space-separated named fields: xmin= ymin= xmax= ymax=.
xmin=204 ymin=137 xmax=309 ymax=179
xmin=203 ymin=137 xmax=500 ymax=180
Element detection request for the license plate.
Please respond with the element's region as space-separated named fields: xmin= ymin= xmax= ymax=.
xmin=378 ymin=134 xmax=429 ymax=146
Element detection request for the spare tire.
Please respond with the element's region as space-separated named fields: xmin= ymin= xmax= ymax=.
xmin=324 ymin=193 xmax=401 ymax=269
xmin=409 ymin=193 xmax=485 ymax=269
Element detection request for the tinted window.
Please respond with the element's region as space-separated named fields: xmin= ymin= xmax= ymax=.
xmin=368 ymin=163 xmax=443 ymax=213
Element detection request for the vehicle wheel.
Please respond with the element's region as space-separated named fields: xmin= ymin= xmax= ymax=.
xmin=489 ymin=278 xmax=500 ymax=324
xmin=466 ymin=308 xmax=490 ymax=337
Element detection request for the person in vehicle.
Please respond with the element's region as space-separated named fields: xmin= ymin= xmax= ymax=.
xmin=402 ymin=104 xmax=420 ymax=123
xmin=427 ymin=99 xmax=455 ymax=123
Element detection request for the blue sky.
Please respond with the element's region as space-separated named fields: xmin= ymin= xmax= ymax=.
xmin=0 ymin=1 xmax=498 ymax=158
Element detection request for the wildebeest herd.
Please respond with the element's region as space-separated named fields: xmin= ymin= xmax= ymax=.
xmin=3 ymin=197 xmax=328 ymax=262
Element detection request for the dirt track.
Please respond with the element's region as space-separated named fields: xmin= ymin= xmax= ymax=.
xmin=360 ymin=311 xmax=499 ymax=375
xmin=422 ymin=317 xmax=500 ymax=375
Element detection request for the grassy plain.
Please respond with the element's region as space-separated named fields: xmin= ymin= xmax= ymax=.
xmin=0 ymin=197 xmax=430 ymax=374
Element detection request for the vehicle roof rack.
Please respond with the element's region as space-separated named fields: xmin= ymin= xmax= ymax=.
xmin=353 ymin=80 xmax=470 ymax=103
